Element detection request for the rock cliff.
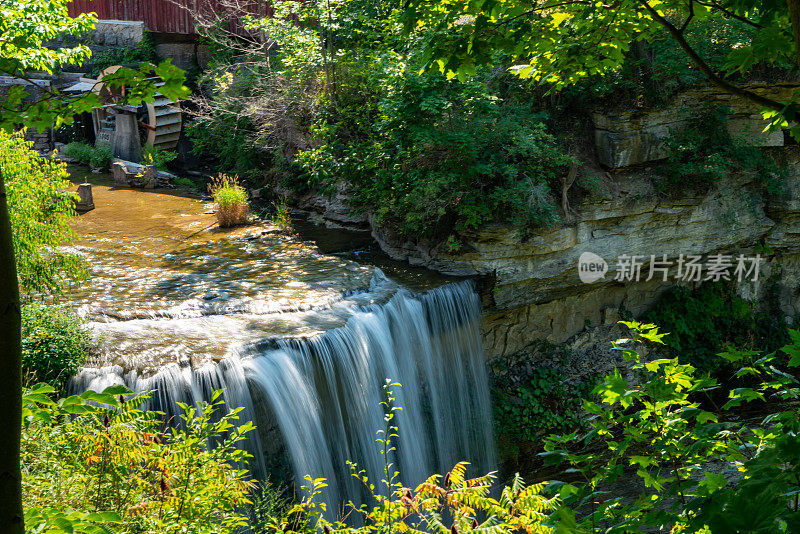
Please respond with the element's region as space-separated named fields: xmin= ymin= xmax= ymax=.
xmin=294 ymin=85 xmax=800 ymax=359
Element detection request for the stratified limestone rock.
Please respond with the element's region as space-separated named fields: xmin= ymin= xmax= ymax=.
xmin=295 ymin=163 xmax=800 ymax=359
xmin=592 ymin=83 xmax=796 ymax=168
xmin=290 ymin=182 xmax=370 ymax=230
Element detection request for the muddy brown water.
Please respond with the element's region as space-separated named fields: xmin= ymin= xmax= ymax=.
xmin=64 ymin=167 xmax=451 ymax=376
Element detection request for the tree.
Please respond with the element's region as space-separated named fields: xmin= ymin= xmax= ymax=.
xmin=407 ymin=0 xmax=800 ymax=136
xmin=0 ymin=130 xmax=87 ymax=297
xmin=0 ymin=1 xmax=187 ymax=531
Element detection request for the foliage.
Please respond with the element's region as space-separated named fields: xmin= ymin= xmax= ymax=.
xmin=644 ymin=281 xmax=790 ymax=374
xmin=87 ymin=31 xmax=159 ymax=78
xmin=1 ymin=129 xmax=87 ymax=296
xmin=542 ymin=321 xmax=800 ymax=532
xmin=21 ymin=302 xmax=92 ymax=391
xmin=658 ymin=103 xmax=785 ymax=194
xmin=297 ymin=62 xmax=571 ymax=237
xmin=173 ymin=176 xmax=200 ymax=191
xmin=555 ymin=16 xmax=789 ymax=112
xmin=247 ymin=482 xmax=291 ymax=534
xmin=142 ymin=145 xmax=177 ymax=171
xmin=64 ymin=141 xmax=113 ymax=169
xmin=270 ymin=197 xmax=294 ymax=233
xmin=492 ymin=346 xmax=596 ymax=444
xmin=407 ymin=0 xmax=800 ymax=139
xmin=22 ymin=384 xmax=256 ymax=534
xmin=211 ymin=173 xmax=250 ymax=227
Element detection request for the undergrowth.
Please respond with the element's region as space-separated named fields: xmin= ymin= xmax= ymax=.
xmin=658 ymin=103 xmax=786 ymax=195
xmin=644 ymin=280 xmax=795 ymax=375
xmin=22 ymin=303 xmax=93 ymax=392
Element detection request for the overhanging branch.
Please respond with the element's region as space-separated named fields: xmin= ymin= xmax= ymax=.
xmin=640 ymin=0 xmax=789 ymax=114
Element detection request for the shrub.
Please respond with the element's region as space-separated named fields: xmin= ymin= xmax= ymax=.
xmin=21 ymin=303 xmax=92 ymax=391
xmin=210 ymin=174 xmax=250 ymax=227
xmin=173 ymin=176 xmax=199 ymax=190
xmin=2 ymin=130 xmax=86 ymax=296
xmin=63 ymin=141 xmax=93 ymax=163
xmin=64 ymin=141 xmax=113 ymax=170
xmin=87 ymin=144 xmax=112 ymax=169
xmin=644 ymin=281 xmax=791 ymax=374
xmin=296 ymin=68 xmax=572 ymax=239
xmin=658 ymin=103 xmax=785 ymax=195
xmin=143 ymin=145 xmax=177 ymax=171
xmin=542 ymin=321 xmax=800 ymax=532
xmin=22 ymin=385 xmax=256 ymax=534
xmin=493 ymin=365 xmax=595 ymax=446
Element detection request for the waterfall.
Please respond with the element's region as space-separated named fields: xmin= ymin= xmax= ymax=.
xmin=71 ymin=277 xmax=496 ymax=513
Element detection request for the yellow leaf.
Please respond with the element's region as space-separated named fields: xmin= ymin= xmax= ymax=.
xmin=550 ymin=12 xmax=571 ymax=26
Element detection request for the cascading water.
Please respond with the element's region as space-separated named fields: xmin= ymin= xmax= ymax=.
xmin=242 ymin=279 xmax=496 ymax=508
xmin=72 ymin=275 xmax=496 ymax=512
xmin=66 ymin=176 xmax=496 ymax=514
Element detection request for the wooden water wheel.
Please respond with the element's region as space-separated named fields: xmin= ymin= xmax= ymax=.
xmin=93 ymin=65 xmax=183 ymax=150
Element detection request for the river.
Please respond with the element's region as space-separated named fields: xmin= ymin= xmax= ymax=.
xmin=64 ymin=168 xmax=496 ymax=512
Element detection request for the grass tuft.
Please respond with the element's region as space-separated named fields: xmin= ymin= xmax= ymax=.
xmin=210 ymin=173 xmax=249 ymax=227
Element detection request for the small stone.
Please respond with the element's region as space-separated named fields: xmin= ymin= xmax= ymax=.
xmin=74 ymin=183 xmax=95 ymax=213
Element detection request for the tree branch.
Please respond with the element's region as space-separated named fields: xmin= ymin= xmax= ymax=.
xmin=696 ymin=0 xmax=763 ymax=29
xmin=640 ymin=0 xmax=788 ymax=113
xmin=679 ymin=0 xmax=694 ymax=32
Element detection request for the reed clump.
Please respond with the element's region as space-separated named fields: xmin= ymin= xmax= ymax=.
xmin=210 ymin=174 xmax=249 ymax=227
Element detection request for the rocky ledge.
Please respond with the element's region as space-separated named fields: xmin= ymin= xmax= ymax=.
xmin=291 ymin=85 xmax=800 ymax=359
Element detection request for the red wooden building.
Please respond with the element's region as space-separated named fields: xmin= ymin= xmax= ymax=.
xmin=67 ymin=0 xmax=269 ymax=35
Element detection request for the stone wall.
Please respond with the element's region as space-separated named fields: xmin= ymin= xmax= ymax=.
xmin=90 ymin=20 xmax=145 ymax=49
xmin=53 ymin=20 xmax=145 ymax=55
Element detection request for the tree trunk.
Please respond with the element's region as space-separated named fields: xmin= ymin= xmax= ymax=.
xmin=788 ymin=0 xmax=800 ymax=69
xmin=0 ymin=168 xmax=23 ymax=534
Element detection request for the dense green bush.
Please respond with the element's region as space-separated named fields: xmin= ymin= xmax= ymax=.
xmin=658 ymin=103 xmax=785 ymax=194
xmin=543 ymin=321 xmax=800 ymax=532
xmin=173 ymin=176 xmax=200 ymax=191
xmin=22 ymin=386 xmax=256 ymax=534
xmin=21 ymin=303 xmax=92 ymax=390
xmin=644 ymin=281 xmax=791 ymax=374
xmin=294 ymin=43 xmax=572 ymax=238
xmin=64 ymin=141 xmax=113 ymax=170
xmin=492 ymin=344 xmax=597 ymax=445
